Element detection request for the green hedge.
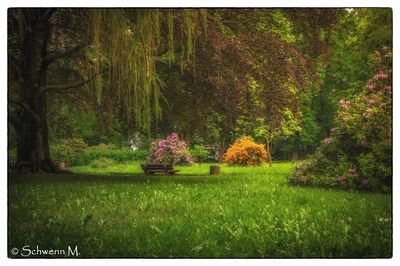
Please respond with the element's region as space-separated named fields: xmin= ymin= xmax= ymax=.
xmin=73 ymin=148 xmax=149 ymax=166
xmin=9 ymin=147 xmax=148 ymax=167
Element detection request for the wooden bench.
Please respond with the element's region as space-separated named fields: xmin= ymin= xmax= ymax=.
xmin=141 ymin=164 xmax=180 ymax=175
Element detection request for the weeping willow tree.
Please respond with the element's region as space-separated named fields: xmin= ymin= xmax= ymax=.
xmin=7 ymin=8 xmax=206 ymax=172
xmin=86 ymin=9 xmax=207 ymax=133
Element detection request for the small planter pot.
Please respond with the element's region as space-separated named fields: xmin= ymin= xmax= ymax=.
xmin=210 ymin=165 xmax=221 ymax=175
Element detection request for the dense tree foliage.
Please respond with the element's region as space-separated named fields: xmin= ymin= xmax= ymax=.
xmin=290 ymin=48 xmax=392 ymax=191
xmin=7 ymin=8 xmax=392 ymax=173
xmin=7 ymin=8 xmax=203 ymax=171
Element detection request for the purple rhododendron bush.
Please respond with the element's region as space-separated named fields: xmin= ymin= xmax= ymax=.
xmin=290 ymin=48 xmax=392 ymax=192
xmin=144 ymin=133 xmax=192 ymax=165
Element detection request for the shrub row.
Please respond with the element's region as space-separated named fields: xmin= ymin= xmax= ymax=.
xmin=11 ymin=137 xmax=211 ymax=168
xmin=49 ymin=138 xmax=149 ymax=166
xmin=78 ymin=148 xmax=148 ymax=166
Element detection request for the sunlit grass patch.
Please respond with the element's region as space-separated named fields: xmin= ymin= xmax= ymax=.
xmin=8 ymin=162 xmax=391 ymax=258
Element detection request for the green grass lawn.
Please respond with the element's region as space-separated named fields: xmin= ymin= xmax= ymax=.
xmin=8 ymin=162 xmax=392 ymax=258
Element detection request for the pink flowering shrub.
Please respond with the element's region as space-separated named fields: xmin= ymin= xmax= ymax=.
xmin=290 ymin=48 xmax=392 ymax=192
xmin=336 ymin=56 xmax=391 ymax=145
xmin=144 ymin=133 xmax=192 ymax=165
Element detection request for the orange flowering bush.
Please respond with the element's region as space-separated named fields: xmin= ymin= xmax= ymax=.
xmin=224 ymin=136 xmax=269 ymax=166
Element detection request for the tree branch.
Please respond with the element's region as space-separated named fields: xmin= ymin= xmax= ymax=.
xmin=49 ymin=22 xmax=86 ymax=35
xmin=40 ymin=8 xmax=57 ymax=22
xmin=41 ymin=79 xmax=91 ymax=95
xmin=44 ymin=44 xmax=86 ymax=65
xmin=8 ymin=98 xmax=41 ymax=125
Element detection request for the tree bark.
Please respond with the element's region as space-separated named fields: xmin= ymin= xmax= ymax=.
xmin=265 ymin=137 xmax=272 ymax=167
xmin=218 ymin=141 xmax=226 ymax=163
xmin=184 ymin=126 xmax=190 ymax=147
xmin=10 ymin=10 xmax=54 ymax=172
xmin=15 ymin=106 xmax=53 ymax=172
xmin=9 ymin=9 xmax=88 ymax=172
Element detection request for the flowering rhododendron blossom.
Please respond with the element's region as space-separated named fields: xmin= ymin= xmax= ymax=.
xmin=145 ymin=133 xmax=192 ymax=165
xmin=367 ymin=83 xmax=376 ymax=90
xmin=323 ymin=137 xmax=333 ymax=145
xmin=330 ymin=128 xmax=336 ymax=133
xmin=337 ymin=176 xmax=345 ymax=184
xmin=368 ymin=99 xmax=376 ymax=105
xmin=384 ymin=85 xmax=392 ymax=94
xmin=374 ymin=71 xmax=389 ymax=80
xmin=339 ymin=99 xmax=350 ymax=109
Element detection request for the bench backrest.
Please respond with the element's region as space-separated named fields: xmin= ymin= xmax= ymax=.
xmin=141 ymin=164 xmax=173 ymax=170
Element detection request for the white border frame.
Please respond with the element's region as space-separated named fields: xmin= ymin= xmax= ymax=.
xmin=1 ymin=1 xmax=398 ymax=265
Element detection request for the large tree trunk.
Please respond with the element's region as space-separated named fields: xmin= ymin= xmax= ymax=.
xmin=11 ymin=9 xmax=54 ymax=172
xmin=15 ymin=95 xmax=53 ymax=172
xmin=9 ymin=9 xmax=88 ymax=172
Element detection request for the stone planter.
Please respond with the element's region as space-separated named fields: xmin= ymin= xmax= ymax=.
xmin=210 ymin=165 xmax=221 ymax=175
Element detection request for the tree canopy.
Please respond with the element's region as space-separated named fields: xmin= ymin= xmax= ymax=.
xmin=7 ymin=8 xmax=392 ymax=171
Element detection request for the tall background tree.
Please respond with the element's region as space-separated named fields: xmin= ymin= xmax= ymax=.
xmin=8 ymin=9 xmax=89 ymax=171
xmin=8 ymin=8 xmax=205 ymax=171
xmin=9 ymin=8 xmax=389 ymax=170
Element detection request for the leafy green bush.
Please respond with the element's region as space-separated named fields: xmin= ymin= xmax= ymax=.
xmin=90 ymin=157 xmax=116 ymax=168
xmin=289 ymin=138 xmax=356 ymax=189
xmin=190 ymin=144 xmax=209 ymax=164
xmin=79 ymin=148 xmax=148 ymax=166
xmin=50 ymin=138 xmax=88 ymax=166
xmin=290 ymin=49 xmax=392 ymax=192
xmin=92 ymin=143 xmax=116 ymax=150
xmin=50 ymin=143 xmax=75 ymax=166
xmin=63 ymin=138 xmax=88 ymax=154
xmin=50 ymin=138 xmax=148 ymax=166
xmin=224 ymin=136 xmax=269 ymax=166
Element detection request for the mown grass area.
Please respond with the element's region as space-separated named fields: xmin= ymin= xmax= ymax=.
xmin=8 ymin=162 xmax=392 ymax=258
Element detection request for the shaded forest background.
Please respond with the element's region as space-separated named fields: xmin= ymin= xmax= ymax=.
xmin=8 ymin=8 xmax=392 ymax=169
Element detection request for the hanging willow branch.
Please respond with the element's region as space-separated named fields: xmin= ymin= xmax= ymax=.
xmin=85 ymin=9 xmax=207 ymax=134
